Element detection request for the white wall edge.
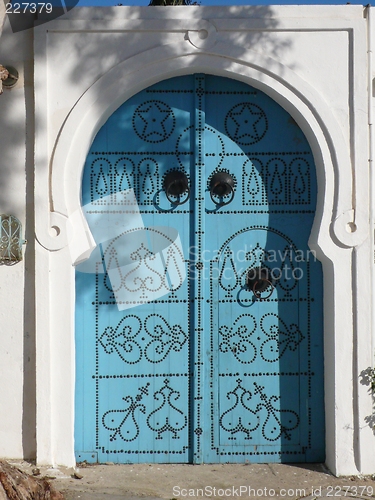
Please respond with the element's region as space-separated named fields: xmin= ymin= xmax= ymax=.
xmin=33 ymin=16 xmax=375 ymax=474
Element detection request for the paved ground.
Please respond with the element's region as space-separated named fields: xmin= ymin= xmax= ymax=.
xmin=8 ymin=461 xmax=375 ymax=500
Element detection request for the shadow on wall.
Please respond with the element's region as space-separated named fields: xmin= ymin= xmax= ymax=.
xmin=0 ymin=17 xmax=36 ymax=459
xmin=0 ymin=3 xmax=297 ymax=462
xmin=359 ymin=368 xmax=375 ymax=435
xmin=59 ymin=5 xmax=294 ymax=94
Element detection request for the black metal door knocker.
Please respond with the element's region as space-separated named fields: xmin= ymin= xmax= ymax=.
xmin=209 ymin=171 xmax=235 ymax=206
xmin=246 ymin=266 xmax=276 ymax=300
xmin=163 ymin=170 xmax=190 ymax=205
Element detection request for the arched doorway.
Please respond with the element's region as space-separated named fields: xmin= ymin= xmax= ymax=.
xmin=75 ymin=74 xmax=324 ymax=464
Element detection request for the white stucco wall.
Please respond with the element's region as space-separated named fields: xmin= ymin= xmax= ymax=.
xmin=0 ymin=3 xmax=374 ymax=476
xmin=0 ymin=17 xmax=35 ymax=459
xmin=0 ymin=3 xmax=6 ymax=38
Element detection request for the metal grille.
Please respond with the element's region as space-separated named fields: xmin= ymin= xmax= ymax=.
xmin=0 ymin=214 xmax=24 ymax=263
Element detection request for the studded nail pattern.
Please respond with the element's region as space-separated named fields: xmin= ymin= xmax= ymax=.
xmin=75 ymin=74 xmax=324 ymax=464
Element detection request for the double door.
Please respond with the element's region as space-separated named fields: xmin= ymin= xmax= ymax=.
xmin=75 ymin=74 xmax=324 ymax=463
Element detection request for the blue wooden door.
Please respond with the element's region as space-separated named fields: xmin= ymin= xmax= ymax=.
xmin=75 ymin=74 xmax=324 ymax=464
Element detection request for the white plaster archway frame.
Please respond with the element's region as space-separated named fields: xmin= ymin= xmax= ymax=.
xmin=35 ymin=40 xmax=375 ymax=475
xmin=38 ymin=43 xmax=367 ymax=252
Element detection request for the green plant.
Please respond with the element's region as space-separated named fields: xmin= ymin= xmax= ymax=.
xmin=360 ymin=367 xmax=375 ymax=431
xmin=370 ymin=367 xmax=375 ymax=393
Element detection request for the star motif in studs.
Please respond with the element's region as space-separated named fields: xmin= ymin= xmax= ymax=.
xmin=134 ymin=101 xmax=175 ymax=143
xmin=225 ymin=103 xmax=267 ymax=145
